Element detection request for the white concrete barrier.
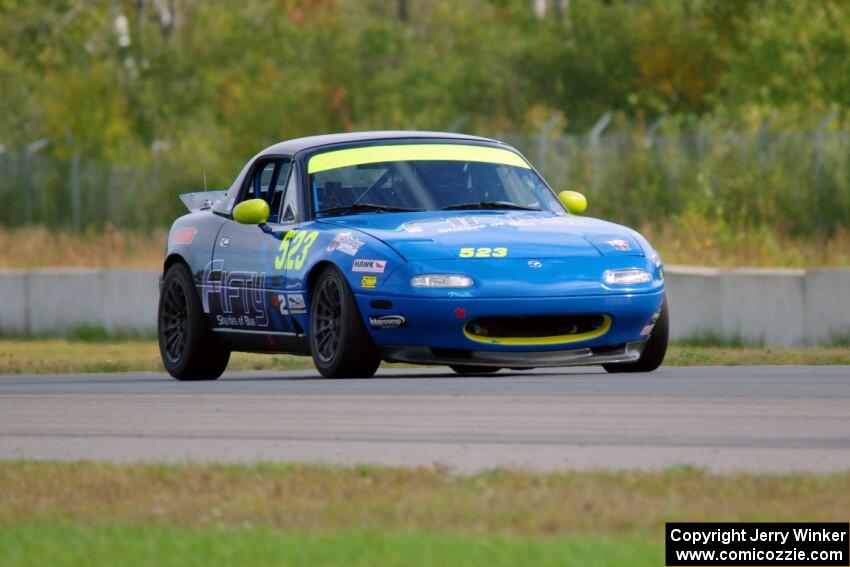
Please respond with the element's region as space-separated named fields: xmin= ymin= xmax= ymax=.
xmin=0 ymin=267 xmax=848 ymax=345
xmin=0 ymin=270 xmax=27 ymax=333
xmin=101 ymin=270 xmax=160 ymax=332
xmin=0 ymin=269 xmax=159 ymax=336
xmin=663 ymin=266 xmax=723 ymax=340
xmin=802 ymin=269 xmax=850 ymax=345
xmin=666 ymin=266 xmax=848 ymax=346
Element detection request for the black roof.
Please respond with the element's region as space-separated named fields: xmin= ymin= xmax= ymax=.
xmin=259 ymin=130 xmax=502 ymax=157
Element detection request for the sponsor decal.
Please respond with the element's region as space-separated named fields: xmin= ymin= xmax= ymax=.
xmin=287 ymin=294 xmax=306 ymax=314
xmin=273 ymin=294 xmax=287 ymax=315
xmin=650 ymin=250 xmax=663 ymax=267
xmin=368 ymin=315 xmax=406 ymax=329
xmin=360 ymin=275 xmax=378 ymax=289
xmin=400 ymin=215 xmax=574 ymax=234
xmin=447 ymin=291 xmax=473 ymax=298
xmin=327 ymin=231 xmax=364 ymax=256
xmin=607 ymin=239 xmax=631 ymax=251
xmin=454 ymin=307 xmax=467 ymax=319
xmin=352 ymin=259 xmax=387 ymax=273
xmin=528 ymin=260 xmax=542 ymax=268
xmin=459 ymin=247 xmax=508 ymax=258
xmin=219 ymin=237 xmax=230 ymax=248
xmin=201 ymin=259 xmax=269 ymax=328
xmin=171 ymin=227 xmax=197 ymax=245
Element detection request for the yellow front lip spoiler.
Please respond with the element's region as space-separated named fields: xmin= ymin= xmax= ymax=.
xmin=463 ymin=315 xmax=612 ymax=346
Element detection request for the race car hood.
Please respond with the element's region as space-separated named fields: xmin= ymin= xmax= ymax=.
xmin=321 ymin=211 xmax=645 ymax=260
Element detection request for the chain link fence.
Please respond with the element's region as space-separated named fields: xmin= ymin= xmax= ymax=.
xmin=0 ymin=145 xmax=178 ymax=230
xmin=2 ymin=123 xmax=849 ymax=234
xmin=504 ymin=119 xmax=850 ymax=235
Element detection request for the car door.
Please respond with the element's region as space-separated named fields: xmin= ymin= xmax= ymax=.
xmin=206 ymin=157 xmax=297 ymax=340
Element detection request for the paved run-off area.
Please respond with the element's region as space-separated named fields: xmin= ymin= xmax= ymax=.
xmin=1 ymin=366 xmax=849 ymax=473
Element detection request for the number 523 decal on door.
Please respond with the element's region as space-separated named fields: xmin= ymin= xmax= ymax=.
xmin=274 ymin=230 xmax=320 ymax=271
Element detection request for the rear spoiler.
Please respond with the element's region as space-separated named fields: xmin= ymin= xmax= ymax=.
xmin=179 ymin=190 xmax=228 ymax=212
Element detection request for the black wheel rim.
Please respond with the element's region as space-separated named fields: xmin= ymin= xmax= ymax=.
xmin=313 ymin=277 xmax=342 ymax=363
xmin=160 ymin=279 xmax=188 ymax=364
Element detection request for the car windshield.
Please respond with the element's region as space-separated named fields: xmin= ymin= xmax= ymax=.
xmin=308 ymin=144 xmax=563 ymax=217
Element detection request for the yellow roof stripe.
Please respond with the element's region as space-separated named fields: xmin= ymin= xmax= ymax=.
xmin=308 ymin=144 xmax=530 ymax=174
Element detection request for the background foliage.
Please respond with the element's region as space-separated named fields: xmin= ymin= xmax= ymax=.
xmin=1 ymin=0 xmax=849 ymax=240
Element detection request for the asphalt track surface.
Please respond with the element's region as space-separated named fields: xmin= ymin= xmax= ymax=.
xmin=1 ymin=366 xmax=849 ymax=473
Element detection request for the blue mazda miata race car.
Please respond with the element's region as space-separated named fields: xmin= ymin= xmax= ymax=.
xmin=158 ymin=131 xmax=668 ymax=380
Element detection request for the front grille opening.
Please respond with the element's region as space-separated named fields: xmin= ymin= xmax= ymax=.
xmin=465 ymin=314 xmax=607 ymax=339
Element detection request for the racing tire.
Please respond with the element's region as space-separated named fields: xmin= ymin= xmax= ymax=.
xmin=602 ymin=295 xmax=669 ymax=373
xmin=449 ymin=365 xmax=501 ymax=375
xmin=310 ymin=266 xmax=382 ymax=378
xmin=158 ymin=263 xmax=230 ymax=381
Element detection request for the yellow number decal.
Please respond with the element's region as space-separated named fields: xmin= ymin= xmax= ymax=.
xmin=284 ymin=231 xmax=307 ymax=269
xmin=459 ymin=247 xmax=508 ymax=258
xmin=275 ymin=230 xmax=319 ymax=271
xmin=274 ymin=231 xmax=295 ymax=270
xmin=289 ymin=231 xmax=319 ymax=270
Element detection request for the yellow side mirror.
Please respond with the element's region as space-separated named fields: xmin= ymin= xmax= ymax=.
xmin=558 ymin=190 xmax=587 ymax=214
xmin=233 ymin=198 xmax=270 ymax=225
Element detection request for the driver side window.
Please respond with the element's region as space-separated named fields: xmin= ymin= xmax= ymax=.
xmin=241 ymin=158 xmax=291 ymax=223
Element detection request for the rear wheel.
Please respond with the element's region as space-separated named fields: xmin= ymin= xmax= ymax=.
xmin=310 ymin=266 xmax=381 ymax=378
xmin=158 ymin=263 xmax=230 ymax=380
xmin=603 ymin=295 xmax=668 ymax=373
xmin=449 ymin=365 xmax=501 ymax=375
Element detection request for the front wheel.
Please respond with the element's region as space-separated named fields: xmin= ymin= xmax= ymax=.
xmin=309 ymin=267 xmax=382 ymax=378
xmin=603 ymin=295 xmax=669 ymax=373
xmin=158 ymin=263 xmax=230 ymax=380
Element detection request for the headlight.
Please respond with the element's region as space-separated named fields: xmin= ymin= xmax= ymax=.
xmin=603 ymin=269 xmax=652 ymax=285
xmin=410 ymin=274 xmax=474 ymax=288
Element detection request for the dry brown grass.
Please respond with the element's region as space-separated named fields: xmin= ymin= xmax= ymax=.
xmin=0 ymin=462 xmax=848 ymax=538
xmin=0 ymin=226 xmax=166 ymax=270
xmin=1 ymin=224 xmax=849 ymax=269
xmin=640 ymin=220 xmax=850 ymax=268
xmin=0 ymin=339 xmax=309 ymax=374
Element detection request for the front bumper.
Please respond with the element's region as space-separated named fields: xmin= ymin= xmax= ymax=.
xmin=381 ymin=339 xmax=648 ymax=368
xmin=355 ymin=289 xmax=664 ymax=353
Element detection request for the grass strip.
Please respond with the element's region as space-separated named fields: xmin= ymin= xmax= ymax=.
xmin=0 ymin=339 xmax=308 ymax=374
xmin=0 ymin=524 xmax=659 ymax=567
xmin=1 ymin=462 xmax=848 ymax=538
xmin=1 ymin=339 xmax=849 ymax=374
